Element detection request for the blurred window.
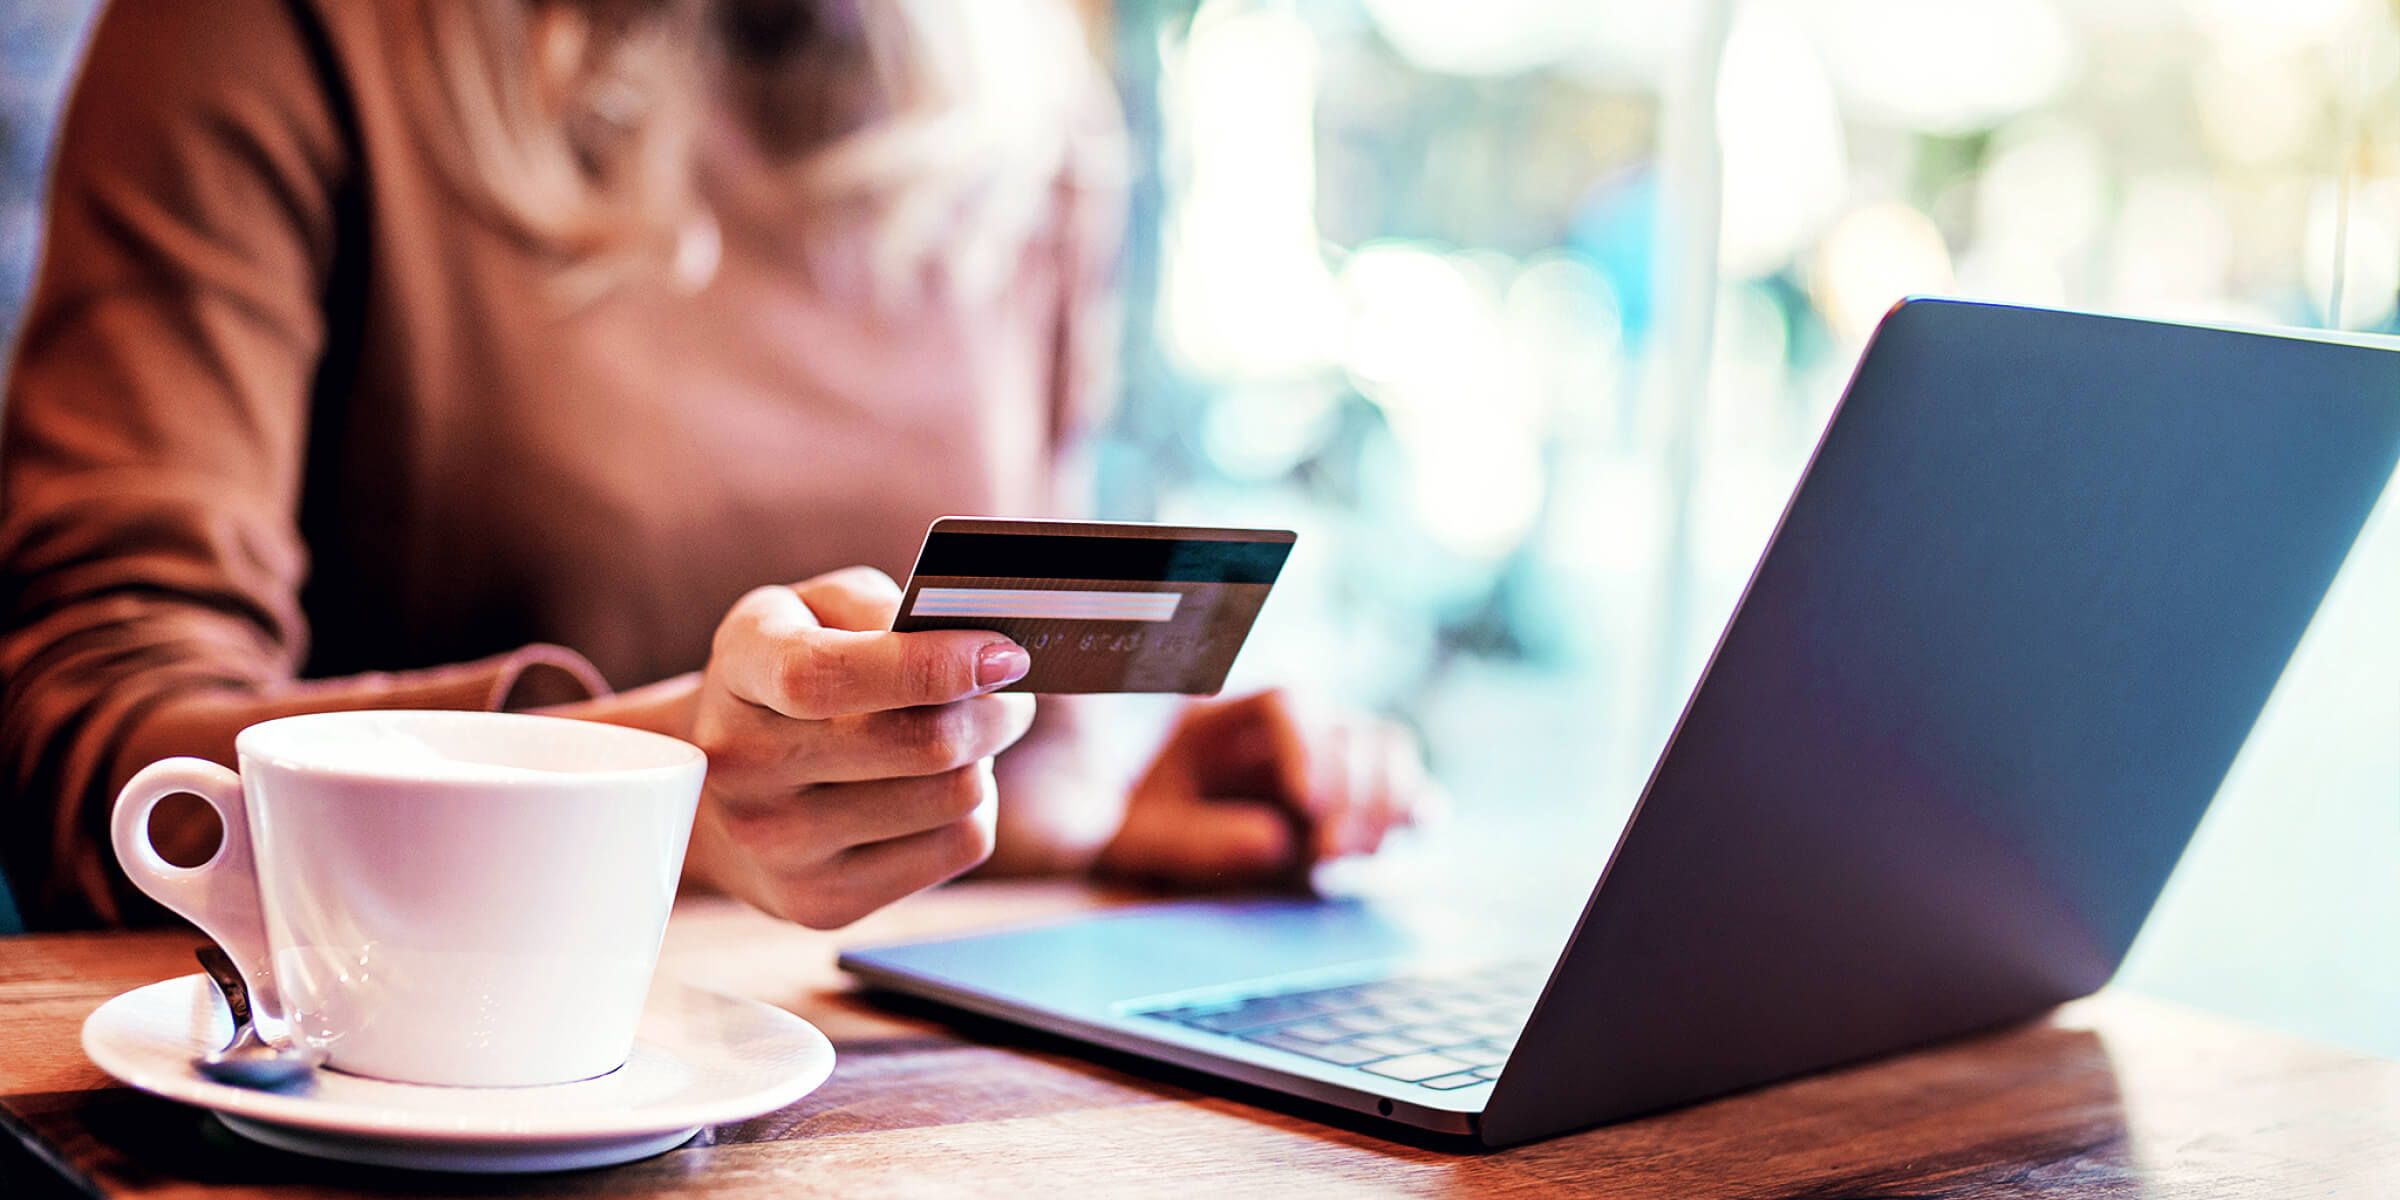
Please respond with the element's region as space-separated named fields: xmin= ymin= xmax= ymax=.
xmin=1107 ymin=0 xmax=2400 ymax=1056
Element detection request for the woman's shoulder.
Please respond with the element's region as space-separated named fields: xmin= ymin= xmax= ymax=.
xmin=76 ymin=0 xmax=451 ymax=152
xmin=61 ymin=0 xmax=448 ymax=191
xmin=74 ymin=0 xmax=338 ymax=128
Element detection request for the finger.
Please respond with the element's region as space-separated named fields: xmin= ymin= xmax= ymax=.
xmin=1299 ymin=710 xmax=1348 ymax=821
xmin=1378 ymin=722 xmax=1433 ymax=831
xmin=731 ymin=761 xmax=997 ymax=860
xmin=793 ymin=566 xmax=906 ymax=633
xmin=1247 ymin=690 xmax=1317 ymax=805
xmin=792 ymin=629 xmax=1030 ymax=718
xmin=1312 ymin=721 xmax=1375 ymax=859
xmin=805 ymin=793 xmax=1000 ymax=927
xmin=1183 ymin=690 xmax=1313 ymax=805
xmin=1344 ymin=724 xmax=1400 ymax=857
xmin=1305 ymin=719 xmax=1428 ymax=861
xmin=705 ymin=693 xmax=1037 ymax=794
xmin=1411 ymin=770 xmax=1453 ymax=830
xmin=724 ymin=600 xmax=1030 ymax=718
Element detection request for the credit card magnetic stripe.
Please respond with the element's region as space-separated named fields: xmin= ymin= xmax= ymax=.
xmin=911 ymin=532 xmax=1291 ymax=585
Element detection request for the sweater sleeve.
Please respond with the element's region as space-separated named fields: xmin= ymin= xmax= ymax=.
xmin=0 ymin=0 xmax=602 ymax=930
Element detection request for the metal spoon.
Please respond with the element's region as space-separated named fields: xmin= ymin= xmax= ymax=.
xmin=193 ymin=946 xmax=322 ymax=1089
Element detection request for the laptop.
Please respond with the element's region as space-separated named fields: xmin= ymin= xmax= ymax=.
xmin=840 ymin=299 xmax=2400 ymax=1148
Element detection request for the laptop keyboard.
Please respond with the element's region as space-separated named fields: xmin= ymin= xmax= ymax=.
xmin=1136 ymin=961 xmax=1543 ymax=1093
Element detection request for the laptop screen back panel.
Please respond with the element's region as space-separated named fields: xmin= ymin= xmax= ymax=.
xmin=1481 ymin=301 xmax=2400 ymax=1146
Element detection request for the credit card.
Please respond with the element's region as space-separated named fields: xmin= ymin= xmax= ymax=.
xmin=891 ymin=517 xmax=1296 ymax=694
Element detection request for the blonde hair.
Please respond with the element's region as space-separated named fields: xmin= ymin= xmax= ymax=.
xmin=423 ymin=0 xmax=1115 ymax=304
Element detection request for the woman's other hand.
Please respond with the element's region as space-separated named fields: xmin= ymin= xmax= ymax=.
xmin=1096 ymin=690 xmax=1441 ymax=887
xmin=684 ymin=567 xmax=1036 ymax=927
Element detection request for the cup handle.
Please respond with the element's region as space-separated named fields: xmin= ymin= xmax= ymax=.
xmin=111 ymin=758 xmax=284 ymax=1030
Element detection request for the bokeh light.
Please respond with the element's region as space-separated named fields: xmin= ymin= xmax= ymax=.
xmin=1158 ymin=0 xmax=1341 ymax=376
xmin=1809 ymin=203 xmax=1956 ymax=342
xmin=1803 ymin=0 xmax=2077 ymax=134
xmin=1357 ymin=0 xmax=1587 ymax=77
xmin=2187 ymin=0 xmax=2375 ymax=53
xmin=1716 ymin=5 xmax=1849 ymax=278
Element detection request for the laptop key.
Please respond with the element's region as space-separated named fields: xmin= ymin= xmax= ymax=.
xmin=1437 ymin=1042 xmax=1504 ymax=1068
xmin=1456 ymin=1015 xmax=1520 ymax=1040
xmin=1306 ymin=986 xmax=1370 ymax=1009
xmin=1321 ymin=1009 xmax=1397 ymax=1036
xmin=1376 ymin=1001 xmax=1451 ymax=1026
xmin=1399 ymin=1024 xmax=1474 ymax=1047
xmin=1347 ymin=1033 xmax=1433 ymax=1058
xmin=1471 ymin=1065 xmax=1503 ymax=1079
xmin=1246 ymin=1031 xmax=1388 ymax=1067
xmin=1419 ymin=1071 xmax=1489 ymax=1091
xmin=1237 ymin=997 xmax=1316 ymax=1023
xmin=1179 ymin=1008 xmax=1288 ymax=1034
xmin=1363 ymin=1053 xmax=1477 ymax=1083
xmin=1270 ymin=1019 xmax=1354 ymax=1044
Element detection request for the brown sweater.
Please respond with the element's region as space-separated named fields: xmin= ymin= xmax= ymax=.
xmin=0 ymin=0 xmax=1121 ymax=927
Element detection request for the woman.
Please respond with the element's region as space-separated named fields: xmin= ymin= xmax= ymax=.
xmin=0 ymin=0 xmax=1433 ymax=929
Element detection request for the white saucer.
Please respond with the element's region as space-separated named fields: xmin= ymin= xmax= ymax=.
xmin=82 ymin=974 xmax=835 ymax=1174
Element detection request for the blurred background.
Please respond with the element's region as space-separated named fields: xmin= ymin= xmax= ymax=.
xmin=5 ymin=1 xmax=2396 ymax=1054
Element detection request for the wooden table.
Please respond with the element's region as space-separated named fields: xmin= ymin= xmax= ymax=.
xmin=4 ymin=881 xmax=2396 ymax=1198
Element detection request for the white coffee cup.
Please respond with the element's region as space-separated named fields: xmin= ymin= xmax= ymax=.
xmin=111 ymin=709 xmax=706 ymax=1088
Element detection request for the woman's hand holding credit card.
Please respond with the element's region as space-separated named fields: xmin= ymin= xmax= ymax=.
xmin=678 ymin=567 xmax=1040 ymax=928
xmin=895 ymin=517 xmax=1441 ymax=886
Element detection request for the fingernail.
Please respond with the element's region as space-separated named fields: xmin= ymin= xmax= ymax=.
xmin=975 ymin=642 xmax=1031 ymax=689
